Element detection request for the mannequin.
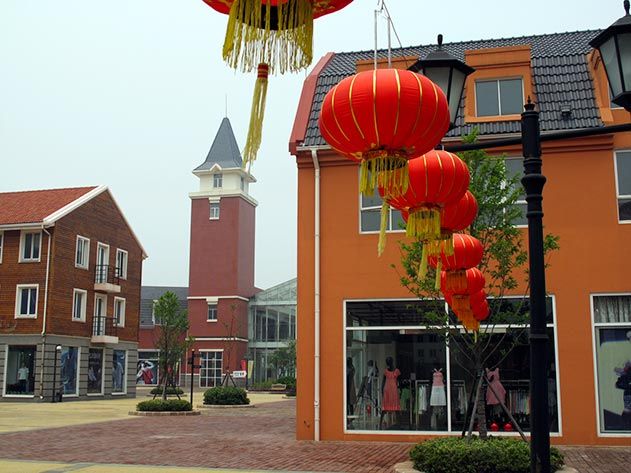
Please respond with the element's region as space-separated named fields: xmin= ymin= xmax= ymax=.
xmin=485 ymin=367 xmax=506 ymax=405
xmin=430 ymin=367 xmax=446 ymax=429
xmin=366 ymin=360 xmax=379 ymax=401
xmin=380 ymin=356 xmax=400 ymax=429
xmin=346 ymin=357 xmax=357 ymax=416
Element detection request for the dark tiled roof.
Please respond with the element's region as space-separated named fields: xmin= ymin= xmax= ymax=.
xmin=194 ymin=117 xmax=242 ymax=171
xmin=140 ymin=286 xmax=188 ymax=326
xmin=302 ymin=30 xmax=603 ymax=147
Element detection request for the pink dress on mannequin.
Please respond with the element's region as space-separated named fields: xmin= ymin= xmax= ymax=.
xmin=382 ymin=368 xmax=401 ymax=411
xmin=486 ymin=367 xmax=506 ymax=405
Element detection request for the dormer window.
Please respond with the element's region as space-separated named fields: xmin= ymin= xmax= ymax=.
xmin=475 ymin=78 xmax=523 ymax=117
xmin=213 ymin=173 xmax=223 ymax=188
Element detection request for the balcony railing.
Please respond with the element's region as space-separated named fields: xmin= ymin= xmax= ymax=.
xmin=94 ymin=265 xmax=121 ymax=293
xmin=92 ymin=315 xmax=119 ymax=344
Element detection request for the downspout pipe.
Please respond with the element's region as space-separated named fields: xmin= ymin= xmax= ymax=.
xmin=39 ymin=226 xmax=52 ymax=398
xmin=310 ymin=148 xmax=321 ymax=441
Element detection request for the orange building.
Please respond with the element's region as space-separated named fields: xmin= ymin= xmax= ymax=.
xmin=289 ymin=31 xmax=631 ymax=445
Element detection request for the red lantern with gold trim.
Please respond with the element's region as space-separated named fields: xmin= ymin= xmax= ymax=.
xmin=472 ymin=299 xmax=490 ymax=321
xmin=440 ymin=267 xmax=485 ymax=294
xmin=319 ymin=69 xmax=450 ymax=198
xmin=429 ymin=233 xmax=483 ymax=284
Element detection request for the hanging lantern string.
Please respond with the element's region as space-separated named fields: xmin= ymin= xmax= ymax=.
xmin=373 ymin=0 xmax=412 ymax=70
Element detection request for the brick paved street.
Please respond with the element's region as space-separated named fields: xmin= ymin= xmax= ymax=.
xmin=0 ymin=399 xmax=629 ymax=472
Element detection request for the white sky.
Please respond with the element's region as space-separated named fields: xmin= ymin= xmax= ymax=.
xmin=0 ymin=1 xmax=622 ymax=289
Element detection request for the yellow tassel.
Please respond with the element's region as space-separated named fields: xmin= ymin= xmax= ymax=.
xmin=435 ymin=260 xmax=442 ymax=290
xmin=242 ymin=63 xmax=269 ymax=170
xmin=445 ymin=270 xmax=467 ymax=292
xmin=360 ymin=153 xmax=408 ymax=197
xmin=442 ymin=233 xmax=454 ymax=256
xmin=223 ymin=0 xmax=314 ymax=74
xmin=378 ymin=200 xmax=389 ymax=256
xmin=406 ymin=208 xmax=441 ymax=241
xmin=418 ymin=244 xmax=428 ymax=281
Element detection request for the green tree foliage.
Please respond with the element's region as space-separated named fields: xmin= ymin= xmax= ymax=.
xmin=268 ymin=340 xmax=297 ymax=379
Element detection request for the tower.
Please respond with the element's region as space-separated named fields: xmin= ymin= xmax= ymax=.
xmin=187 ymin=117 xmax=257 ymax=387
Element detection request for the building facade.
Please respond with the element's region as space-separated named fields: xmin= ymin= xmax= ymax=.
xmin=289 ymin=31 xmax=631 ymax=445
xmin=0 ymin=186 xmax=146 ymax=401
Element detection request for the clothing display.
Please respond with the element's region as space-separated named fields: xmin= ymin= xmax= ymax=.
xmin=486 ymin=368 xmax=507 ymax=405
xmin=382 ymin=368 xmax=401 ymax=411
xmin=430 ymin=368 xmax=446 ymax=406
xmin=347 ymin=363 xmax=358 ymax=413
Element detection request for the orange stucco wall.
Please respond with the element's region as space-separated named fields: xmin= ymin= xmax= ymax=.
xmin=294 ymin=125 xmax=631 ymax=444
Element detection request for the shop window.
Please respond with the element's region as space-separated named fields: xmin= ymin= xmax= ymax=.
xmin=504 ymin=158 xmax=527 ymax=227
xmin=360 ymin=193 xmax=404 ymax=233
xmin=344 ymin=298 xmax=559 ymax=433
xmin=115 ymin=249 xmax=128 ymax=280
xmin=207 ymin=304 xmax=218 ymax=322
xmin=75 ymin=236 xmax=89 ymax=269
xmin=60 ymin=346 xmax=79 ymax=396
xmin=475 ymin=78 xmax=524 ymax=117
xmin=112 ymin=350 xmax=126 ymax=394
xmin=200 ymin=351 xmax=223 ymax=388
xmin=615 ymin=151 xmax=631 ymax=222
xmin=15 ymin=284 xmax=38 ymax=318
xmin=87 ymin=348 xmax=104 ymax=395
xmin=20 ymin=231 xmax=41 ymax=262
xmin=4 ymin=346 xmax=36 ymax=396
xmin=592 ymin=295 xmax=631 ymax=433
xmin=210 ymin=202 xmax=220 ymax=220
xmin=137 ymin=351 xmax=159 ymax=385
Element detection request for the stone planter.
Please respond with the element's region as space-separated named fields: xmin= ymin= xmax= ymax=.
xmin=129 ymin=410 xmax=201 ymax=416
xmin=393 ymin=461 xmax=578 ymax=473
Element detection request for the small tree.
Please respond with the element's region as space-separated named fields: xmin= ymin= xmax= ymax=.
xmin=268 ymin=340 xmax=296 ymax=379
xmin=397 ymin=132 xmax=559 ymax=438
xmin=153 ymin=291 xmax=193 ymax=400
xmin=218 ymin=304 xmax=245 ymax=386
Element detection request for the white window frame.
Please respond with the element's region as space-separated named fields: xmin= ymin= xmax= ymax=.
xmin=475 ymin=77 xmax=525 ymax=117
xmin=614 ymin=150 xmax=631 ymax=224
xmin=151 ymin=299 xmax=160 ymax=325
xmin=590 ymin=293 xmax=631 ymax=437
xmin=93 ymin=294 xmax=107 ymax=335
xmin=358 ymin=189 xmax=405 ymax=235
xmin=75 ymin=235 xmax=90 ymax=269
xmin=207 ymin=303 xmax=218 ymax=322
xmin=19 ymin=230 xmax=42 ymax=263
xmin=95 ymin=242 xmax=110 ymax=283
xmin=15 ymin=284 xmax=39 ymax=319
xmin=213 ymin=173 xmax=223 ymax=188
xmin=72 ymin=288 xmax=87 ymax=322
xmin=116 ymin=249 xmax=128 ymax=280
xmin=0 ymin=231 xmax=4 ymax=264
xmin=114 ymin=297 xmax=126 ymax=328
xmin=112 ymin=349 xmax=128 ymax=395
xmin=504 ymin=157 xmax=528 ymax=228
xmin=209 ymin=201 xmax=220 ymax=220
xmin=199 ymin=349 xmax=223 ymax=388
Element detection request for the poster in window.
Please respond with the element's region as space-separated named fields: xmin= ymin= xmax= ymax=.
xmin=112 ymin=350 xmax=126 ymax=393
xmin=596 ymin=328 xmax=631 ymax=432
xmin=136 ymin=357 xmax=158 ymax=385
xmin=87 ymin=348 xmax=103 ymax=394
xmin=61 ymin=347 xmax=78 ymax=395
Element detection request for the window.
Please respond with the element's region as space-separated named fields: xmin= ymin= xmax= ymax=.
xmin=240 ymin=177 xmax=245 ymax=191
xmin=4 ymin=346 xmax=36 ymax=396
xmin=61 ymin=347 xmax=79 ymax=396
xmin=114 ymin=297 xmax=126 ymax=327
xmin=213 ymin=173 xmax=223 ymax=188
xmin=360 ymin=193 xmax=404 ymax=233
xmin=0 ymin=231 xmax=3 ymax=263
xmin=20 ymin=231 xmax=41 ymax=262
xmin=137 ymin=352 xmax=159 ymax=385
xmin=93 ymin=294 xmax=107 ymax=336
xmin=200 ymin=351 xmax=223 ymax=388
xmin=116 ymin=249 xmax=128 ymax=280
xmin=87 ymin=348 xmax=104 ymax=394
xmin=207 ymin=303 xmax=218 ymax=322
xmin=504 ymin=158 xmax=527 ymax=226
xmin=75 ymin=236 xmax=89 ymax=269
xmin=475 ymin=78 xmax=523 ymax=117
xmin=72 ymin=289 xmax=87 ymax=322
xmin=615 ymin=151 xmax=631 ymax=222
xmin=112 ymin=350 xmax=126 ymax=394
xmin=15 ymin=285 xmax=38 ymax=318
xmin=210 ymin=202 xmax=220 ymax=220
xmin=592 ymin=295 xmax=631 ymax=434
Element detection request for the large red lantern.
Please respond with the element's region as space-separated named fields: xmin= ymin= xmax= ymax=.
xmin=440 ymin=267 xmax=485 ymax=294
xmin=319 ymin=69 xmax=450 ymax=197
xmin=429 ymin=233 xmax=483 ymax=278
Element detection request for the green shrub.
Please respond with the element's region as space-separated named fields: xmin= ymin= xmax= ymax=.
xmin=136 ymin=399 xmax=192 ymax=412
xmin=250 ymin=380 xmax=274 ymax=391
xmin=276 ymin=376 xmax=296 ymax=388
xmin=203 ymin=386 xmax=250 ymax=405
xmin=149 ymin=386 xmax=184 ymax=396
xmin=409 ymin=437 xmax=564 ymax=473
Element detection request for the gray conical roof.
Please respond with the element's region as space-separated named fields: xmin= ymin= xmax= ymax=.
xmin=194 ymin=117 xmax=242 ymax=171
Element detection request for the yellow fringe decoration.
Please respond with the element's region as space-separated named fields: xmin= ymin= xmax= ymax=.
xmin=378 ymin=200 xmax=389 ymax=256
xmin=452 ymin=295 xmax=470 ymax=314
xmin=360 ymin=152 xmax=408 ymax=197
xmin=441 ymin=233 xmax=454 ymax=256
xmin=242 ymin=63 xmax=269 ymax=170
xmin=434 ymin=260 xmax=442 ymax=290
xmin=445 ymin=270 xmax=467 ymax=293
xmin=224 ymin=0 xmax=314 ymax=74
xmin=406 ymin=208 xmax=441 ymax=241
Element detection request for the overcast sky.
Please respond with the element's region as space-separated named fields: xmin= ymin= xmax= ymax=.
xmin=0 ymin=1 xmax=622 ymax=289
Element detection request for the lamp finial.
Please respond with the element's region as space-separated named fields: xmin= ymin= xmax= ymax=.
xmin=437 ymin=34 xmax=443 ymax=49
xmin=524 ymin=96 xmax=536 ymax=111
xmin=625 ymin=0 xmax=630 ymax=16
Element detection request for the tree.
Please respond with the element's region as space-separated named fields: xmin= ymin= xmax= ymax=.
xmin=397 ymin=132 xmax=559 ymax=438
xmin=268 ymin=340 xmax=296 ymax=379
xmin=153 ymin=291 xmax=193 ymax=400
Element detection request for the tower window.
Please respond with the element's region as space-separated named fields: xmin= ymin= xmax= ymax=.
xmin=213 ymin=174 xmax=223 ymax=188
xmin=210 ymin=202 xmax=220 ymax=220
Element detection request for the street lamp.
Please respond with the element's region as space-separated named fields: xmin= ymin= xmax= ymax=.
xmin=51 ymin=345 xmax=62 ymax=403
xmin=590 ymin=0 xmax=631 ymax=111
xmin=410 ymin=34 xmax=475 ymax=129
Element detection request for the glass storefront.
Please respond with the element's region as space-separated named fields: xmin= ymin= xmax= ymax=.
xmin=137 ymin=351 xmax=159 ymax=385
xmin=61 ymin=346 xmax=79 ymax=396
xmin=345 ymin=298 xmax=559 ymax=433
xmin=4 ymin=346 xmax=36 ymax=395
xmin=200 ymin=351 xmax=223 ymax=388
xmin=112 ymin=350 xmax=126 ymax=393
xmin=593 ymin=295 xmax=631 ymax=433
xmin=87 ymin=348 xmax=103 ymax=394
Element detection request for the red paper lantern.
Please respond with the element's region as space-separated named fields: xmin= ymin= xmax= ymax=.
xmin=441 ymin=190 xmax=478 ymax=235
xmin=319 ymin=69 xmax=450 ymax=197
xmin=441 ymin=267 xmax=485 ymax=294
xmin=429 ymin=234 xmax=483 ymax=289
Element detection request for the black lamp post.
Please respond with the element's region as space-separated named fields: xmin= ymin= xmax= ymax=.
xmin=416 ymin=3 xmax=631 ymax=473
xmin=51 ymin=345 xmax=62 ymax=403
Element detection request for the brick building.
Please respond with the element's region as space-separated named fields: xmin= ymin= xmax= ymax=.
xmin=0 ymin=186 xmax=146 ymax=401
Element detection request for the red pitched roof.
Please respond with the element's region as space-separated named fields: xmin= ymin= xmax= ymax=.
xmin=0 ymin=186 xmax=98 ymax=226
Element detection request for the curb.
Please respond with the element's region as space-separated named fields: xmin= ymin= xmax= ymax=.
xmin=197 ymin=404 xmax=256 ymax=409
xmin=128 ymin=410 xmax=201 ymax=416
xmin=393 ymin=461 xmax=579 ymax=473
